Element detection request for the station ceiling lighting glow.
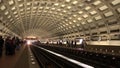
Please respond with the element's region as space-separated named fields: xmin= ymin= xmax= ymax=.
xmin=0 ymin=0 xmax=119 ymax=39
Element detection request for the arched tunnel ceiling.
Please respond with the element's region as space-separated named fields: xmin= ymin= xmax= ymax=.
xmin=0 ymin=0 xmax=120 ymax=38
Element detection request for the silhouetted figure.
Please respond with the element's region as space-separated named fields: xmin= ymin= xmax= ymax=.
xmin=15 ymin=37 xmax=20 ymax=50
xmin=71 ymin=40 xmax=74 ymax=47
xmin=5 ymin=36 xmax=11 ymax=55
xmin=11 ymin=37 xmax=16 ymax=55
xmin=0 ymin=36 xmax=4 ymax=57
xmin=81 ymin=40 xmax=87 ymax=49
xmin=74 ymin=40 xmax=77 ymax=48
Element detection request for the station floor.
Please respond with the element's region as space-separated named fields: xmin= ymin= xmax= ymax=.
xmin=0 ymin=45 xmax=39 ymax=68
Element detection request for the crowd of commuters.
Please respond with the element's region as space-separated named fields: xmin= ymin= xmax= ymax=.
xmin=0 ymin=36 xmax=21 ymax=57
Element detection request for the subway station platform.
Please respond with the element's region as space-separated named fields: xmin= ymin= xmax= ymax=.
xmin=0 ymin=44 xmax=120 ymax=68
xmin=0 ymin=45 xmax=39 ymax=68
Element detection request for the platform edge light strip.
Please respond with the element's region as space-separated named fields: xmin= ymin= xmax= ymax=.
xmin=34 ymin=45 xmax=94 ymax=68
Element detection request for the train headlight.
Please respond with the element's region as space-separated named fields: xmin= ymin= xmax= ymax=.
xmin=27 ymin=41 xmax=32 ymax=45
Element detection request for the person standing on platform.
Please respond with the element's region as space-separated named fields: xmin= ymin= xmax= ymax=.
xmin=15 ymin=37 xmax=20 ymax=50
xmin=11 ymin=37 xmax=16 ymax=55
xmin=5 ymin=36 xmax=11 ymax=55
xmin=81 ymin=40 xmax=87 ymax=49
xmin=0 ymin=36 xmax=4 ymax=57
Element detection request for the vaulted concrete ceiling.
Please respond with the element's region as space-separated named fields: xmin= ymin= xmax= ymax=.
xmin=0 ymin=0 xmax=120 ymax=38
